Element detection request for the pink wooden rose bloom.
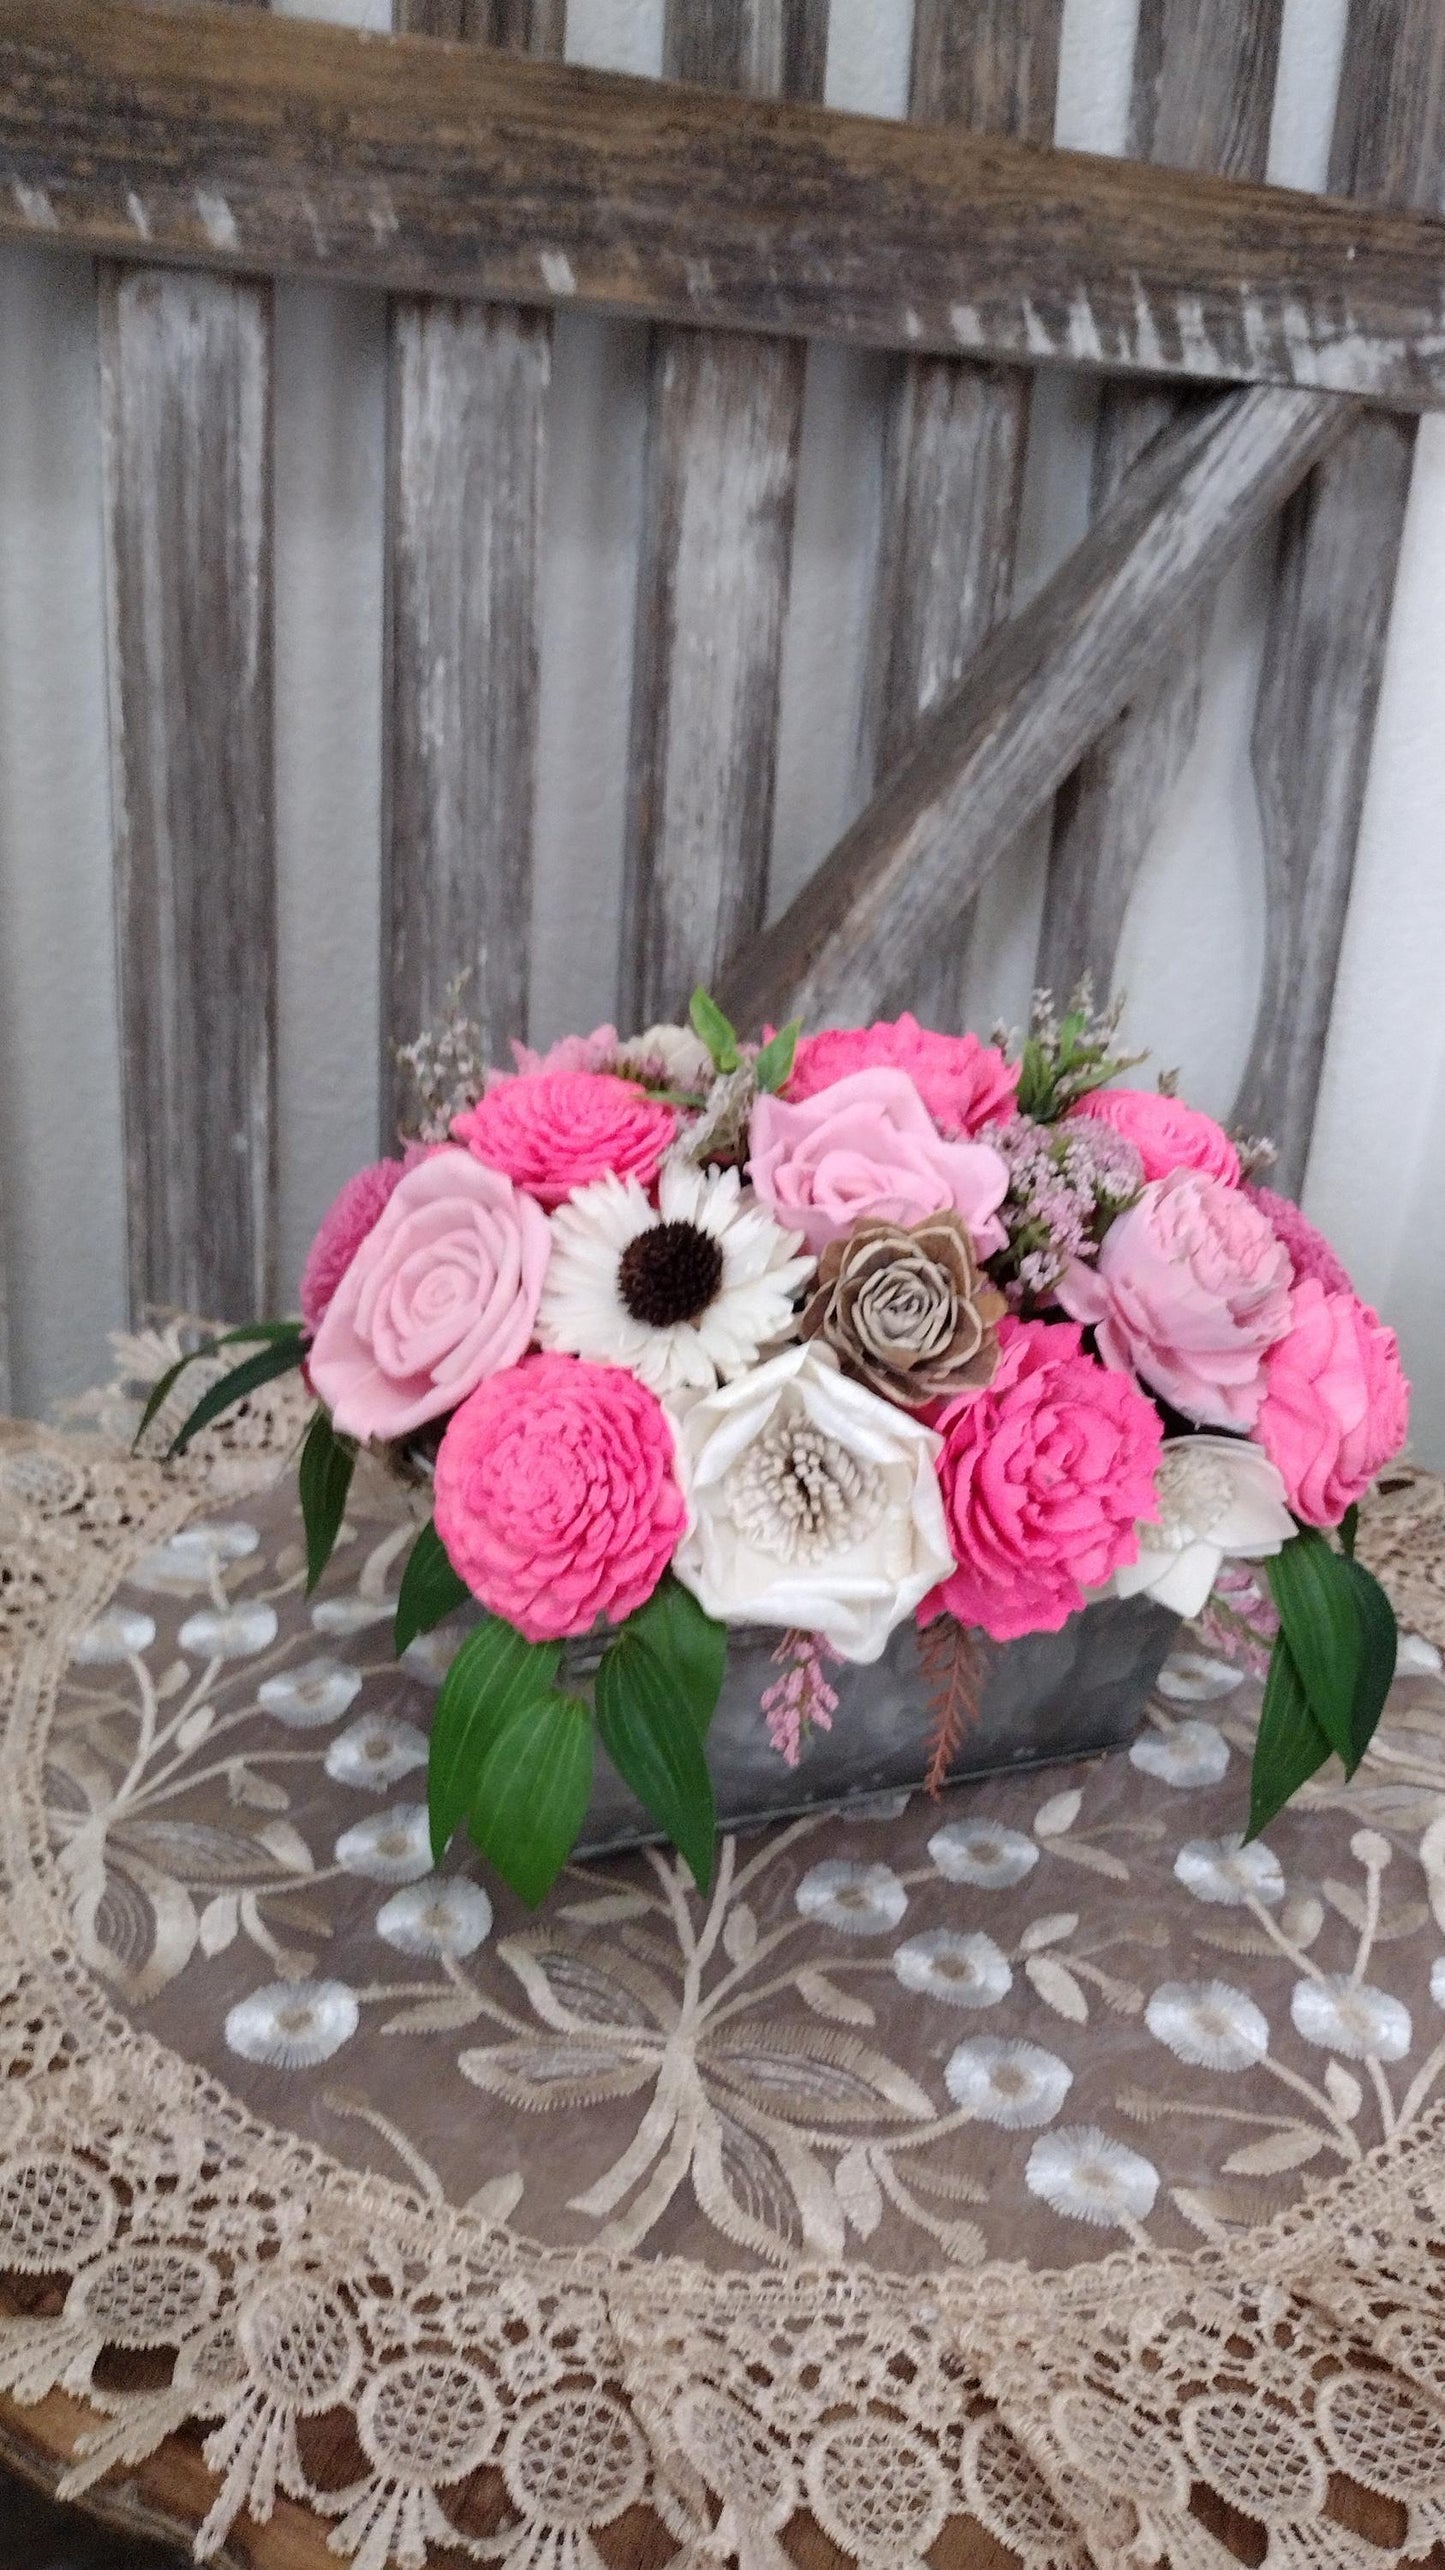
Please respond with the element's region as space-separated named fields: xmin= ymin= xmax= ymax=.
xmin=1258 ymin=1278 xmax=1409 ymax=1527
xmin=749 ymin=1067 xmax=1009 ymax=1257
xmin=453 ymin=1071 xmax=675 ymax=1210
xmin=786 ymin=1015 xmax=1019 ymax=1136
xmin=308 ymin=1148 xmax=551 ymax=1442
xmin=1068 ymin=1087 xmax=1241 ymax=1188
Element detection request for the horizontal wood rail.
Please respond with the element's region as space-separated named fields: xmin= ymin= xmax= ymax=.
xmin=6 ymin=1 xmax=1445 ymax=404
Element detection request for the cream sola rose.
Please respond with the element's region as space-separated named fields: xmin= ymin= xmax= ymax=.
xmin=668 ymin=1342 xmax=954 ymax=1662
xmin=1115 ymin=1435 xmax=1296 ymax=1618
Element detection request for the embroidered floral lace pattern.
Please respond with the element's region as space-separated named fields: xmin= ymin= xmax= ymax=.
xmin=4 ymin=1375 xmax=1445 ymax=2562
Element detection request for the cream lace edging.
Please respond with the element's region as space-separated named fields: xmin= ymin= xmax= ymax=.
xmin=3 ymin=1392 xmax=1445 ymax=2568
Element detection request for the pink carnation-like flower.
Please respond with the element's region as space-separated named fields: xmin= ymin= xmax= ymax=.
xmin=453 ymin=1072 xmax=676 ymax=1210
xmin=300 ymin=1159 xmax=408 ymax=1333
xmin=1247 ymin=1185 xmax=1354 ymax=1296
xmin=787 ymin=1014 xmax=1019 ymax=1136
xmin=922 ymin=1318 xmax=1163 ymax=1642
xmin=1059 ymin=1167 xmax=1293 ymax=1430
xmin=1069 ymin=1087 xmax=1241 ymax=1188
xmin=749 ymin=1067 xmax=1009 ymax=1257
xmin=308 ymin=1148 xmax=551 ymax=1442
xmin=434 ymin=1353 xmax=688 ymax=1640
xmin=1257 ymin=1279 xmax=1409 ymax=1527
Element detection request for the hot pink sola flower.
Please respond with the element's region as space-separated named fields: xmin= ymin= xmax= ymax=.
xmin=300 ymin=1158 xmax=408 ymax=1333
xmin=1059 ymin=1166 xmax=1293 ymax=1430
xmin=1069 ymin=1087 xmax=1241 ymax=1188
xmin=922 ymin=1318 xmax=1163 ymax=1642
xmin=787 ymin=1014 xmax=1019 ymax=1137
xmin=453 ymin=1071 xmax=676 ymax=1210
xmin=308 ymin=1148 xmax=551 ymax=1442
xmin=749 ymin=1067 xmax=1009 ymax=1257
xmin=1247 ymin=1185 xmax=1354 ymax=1296
xmin=1258 ymin=1279 xmax=1409 ymax=1527
xmin=434 ymin=1353 xmax=688 ymax=1640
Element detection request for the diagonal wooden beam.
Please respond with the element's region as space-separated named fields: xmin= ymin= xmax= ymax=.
xmin=10 ymin=1 xmax=1445 ymax=403
xmin=716 ymin=386 xmax=1347 ymax=1035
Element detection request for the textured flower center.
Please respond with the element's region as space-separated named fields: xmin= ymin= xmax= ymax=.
xmin=724 ymin=1418 xmax=888 ymax=1563
xmin=618 ymin=1220 xmax=725 ymax=1328
xmin=1156 ymin=1447 xmax=1234 ymax=1543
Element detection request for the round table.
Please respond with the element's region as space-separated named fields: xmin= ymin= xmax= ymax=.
xmin=3 ymin=1367 xmax=1445 ymax=2569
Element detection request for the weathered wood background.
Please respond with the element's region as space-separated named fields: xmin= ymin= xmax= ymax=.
xmin=0 ymin=0 xmax=1442 ymax=1462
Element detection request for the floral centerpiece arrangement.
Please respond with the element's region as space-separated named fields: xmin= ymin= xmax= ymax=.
xmin=146 ymin=990 xmax=1410 ymax=1905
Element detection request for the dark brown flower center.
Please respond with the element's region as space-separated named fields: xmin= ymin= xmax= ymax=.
xmin=618 ymin=1220 xmax=725 ymax=1328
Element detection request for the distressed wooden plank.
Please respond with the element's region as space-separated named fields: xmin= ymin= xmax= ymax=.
xmin=11 ymin=4 xmax=1445 ymax=401
xmin=101 ymin=115 xmax=274 ymax=1319
xmin=619 ymin=0 xmax=826 ymax=1023
xmin=716 ymin=385 xmax=1348 ymax=1035
xmin=1235 ymin=0 xmax=1445 ymax=1190
xmin=862 ymin=0 xmax=1062 ymax=1034
xmin=383 ymin=0 xmax=558 ymax=1117
xmin=1038 ymin=0 xmax=1284 ymax=1004
xmin=0 ymin=1209 xmax=10 ymax=1412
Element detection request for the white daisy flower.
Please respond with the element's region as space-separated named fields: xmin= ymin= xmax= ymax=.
xmin=257 ymin=1658 xmax=363 ymax=1730
xmin=536 ymin=1161 xmax=814 ymax=1396
xmin=71 ymin=1610 xmax=157 ymax=1665
xmin=1174 ymin=1835 xmax=1285 ymax=1909
xmin=894 ymin=1929 xmax=1011 ymax=2008
xmin=325 ymin=1715 xmax=429 ymax=1791
xmin=129 ymin=1521 xmax=260 ymax=1594
xmin=794 ymin=1860 xmax=907 ymax=1936
xmin=1117 ymin=1439 xmax=1294 ymax=1620
xmin=927 ymin=1818 xmax=1039 ymax=1889
xmin=1157 ymin=1652 xmax=1245 ymax=1705
xmin=1290 ymin=1976 xmax=1411 ymax=2063
xmin=1145 ymin=1979 xmax=1269 ymax=2073
xmin=376 ymin=1880 xmax=493 ymax=1960
xmin=944 ymin=2037 xmax=1072 ymax=2128
xmin=1431 ymin=1956 xmax=1445 ymax=2012
xmin=311 ymin=1596 xmax=395 ymax=1637
xmin=335 ymin=1804 xmax=433 ymax=1885
xmin=1130 ymin=1722 xmax=1230 ymax=1790
xmin=177 ymin=1604 xmax=278 ymax=1660
xmin=225 ymin=1979 xmax=358 ymax=2069
xmin=1025 ymin=2126 xmax=1159 ymax=2229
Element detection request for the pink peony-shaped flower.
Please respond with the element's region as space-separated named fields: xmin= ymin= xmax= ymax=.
xmin=434 ymin=1353 xmax=688 ymax=1640
xmin=308 ymin=1148 xmax=551 ymax=1442
xmin=787 ymin=1014 xmax=1019 ymax=1137
xmin=453 ymin=1072 xmax=676 ymax=1210
xmin=1247 ymin=1185 xmax=1354 ymax=1296
xmin=300 ymin=1159 xmax=407 ymax=1333
xmin=922 ymin=1318 xmax=1163 ymax=1642
xmin=1069 ymin=1087 xmax=1241 ymax=1188
xmin=1257 ymin=1278 xmax=1409 ymax=1526
xmin=1058 ymin=1167 xmax=1293 ymax=1430
xmin=749 ymin=1067 xmax=1009 ymax=1258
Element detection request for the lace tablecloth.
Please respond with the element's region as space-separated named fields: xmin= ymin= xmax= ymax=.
xmin=4 ymin=1375 xmax=1445 ymax=2569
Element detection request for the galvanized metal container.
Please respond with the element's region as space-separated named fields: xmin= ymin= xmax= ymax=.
xmin=572 ymin=1594 xmax=1181 ymax=1855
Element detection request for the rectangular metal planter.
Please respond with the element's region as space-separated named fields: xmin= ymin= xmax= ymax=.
xmin=573 ymin=1594 xmax=1181 ymax=1856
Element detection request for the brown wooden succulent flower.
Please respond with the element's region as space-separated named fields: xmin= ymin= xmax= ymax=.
xmin=800 ymin=1212 xmax=1007 ymax=1409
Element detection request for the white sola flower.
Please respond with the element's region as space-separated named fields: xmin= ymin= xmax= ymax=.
xmin=1115 ymin=1436 xmax=1295 ymax=1619
xmin=536 ymin=1162 xmax=814 ymax=1396
xmin=670 ymin=1342 xmax=954 ymax=1663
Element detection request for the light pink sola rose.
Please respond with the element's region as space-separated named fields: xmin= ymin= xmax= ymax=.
xmin=453 ymin=1071 xmax=675 ymax=1210
xmin=300 ymin=1158 xmax=407 ymax=1334
xmin=1069 ymin=1087 xmax=1241 ymax=1188
xmin=786 ymin=1014 xmax=1018 ymax=1136
xmin=1059 ymin=1167 xmax=1292 ymax=1430
xmin=308 ymin=1148 xmax=550 ymax=1442
xmin=434 ymin=1353 xmax=688 ymax=1640
xmin=749 ymin=1068 xmax=1009 ymax=1257
xmin=1258 ymin=1279 xmax=1409 ymax=1526
xmin=922 ymin=1319 xmax=1163 ymax=1642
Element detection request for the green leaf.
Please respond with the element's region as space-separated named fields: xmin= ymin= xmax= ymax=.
xmin=166 ymin=1334 xmax=309 ymax=1458
xmin=298 ymin=1409 xmax=356 ymax=1596
xmin=1246 ymin=1634 xmax=1335 ymax=1842
xmin=1340 ymin=1554 xmax=1397 ymax=1770
xmin=429 ymin=1617 xmax=563 ymax=1863
xmin=395 ymin=1519 xmax=471 ymax=1657
xmin=753 ymin=1018 xmax=801 ymax=1094
xmin=1266 ymin=1528 xmax=1362 ymax=1770
xmin=467 ymin=1688 xmax=594 ymax=1908
xmin=689 ymin=987 xmax=740 ymax=1074
xmin=621 ymin=1574 xmax=727 ymax=1739
xmin=133 ymin=1322 xmax=305 ymax=1448
xmin=1340 ymin=1502 xmax=1360 ymax=1560
xmin=596 ymin=1631 xmax=716 ymax=1893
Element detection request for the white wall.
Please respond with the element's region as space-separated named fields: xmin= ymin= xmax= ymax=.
xmin=2 ymin=0 xmax=1442 ymax=1458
